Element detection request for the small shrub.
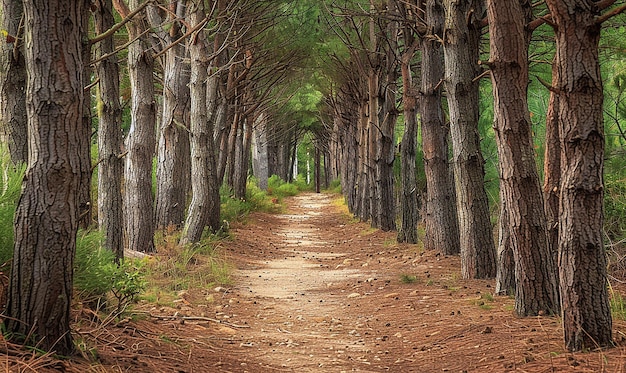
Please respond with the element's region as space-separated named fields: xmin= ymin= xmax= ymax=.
xmin=400 ymin=274 xmax=418 ymax=284
xmin=74 ymin=230 xmax=146 ymax=313
xmin=327 ymin=179 xmax=342 ymax=194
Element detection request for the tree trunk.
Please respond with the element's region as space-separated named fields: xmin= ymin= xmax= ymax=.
xmin=5 ymin=0 xmax=85 ymax=354
xmin=543 ymin=60 xmax=560 ymax=268
xmin=181 ymin=0 xmax=221 ymax=244
xmin=421 ymin=0 xmax=460 ymax=254
xmin=155 ymin=3 xmax=191 ymax=229
xmin=397 ymin=27 xmax=419 ymax=244
xmin=546 ymin=0 xmax=612 ymax=351
xmin=0 ymin=0 xmax=27 ymax=164
xmin=95 ymin=0 xmax=124 ymax=259
xmin=117 ymin=0 xmax=156 ymax=253
xmin=252 ymin=114 xmax=269 ymax=190
xmin=443 ymin=0 xmax=496 ymax=279
xmin=374 ymin=16 xmax=398 ymax=232
xmin=78 ymin=14 xmax=93 ymax=230
xmin=487 ymin=0 xmax=559 ymax=315
xmin=495 ymin=201 xmax=515 ymax=295
xmin=233 ymin=111 xmax=253 ymax=200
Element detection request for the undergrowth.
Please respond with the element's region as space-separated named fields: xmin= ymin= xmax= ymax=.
xmin=0 ymin=148 xmax=26 ymax=266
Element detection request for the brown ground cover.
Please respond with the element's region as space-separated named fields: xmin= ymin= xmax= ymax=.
xmin=2 ymin=192 xmax=626 ymax=372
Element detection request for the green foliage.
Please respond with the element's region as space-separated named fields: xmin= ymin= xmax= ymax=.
xmin=609 ymin=287 xmax=626 ymax=321
xmin=110 ymin=260 xmax=147 ymax=314
xmin=268 ymin=175 xmax=299 ymax=197
xmin=400 ymin=274 xmax=418 ymax=284
xmin=604 ymin=176 xmax=626 ymax=242
xmin=327 ymin=179 xmax=342 ymax=194
xmin=143 ymin=238 xmax=231 ymax=305
xmin=0 ymin=149 xmax=25 ymax=265
xmin=74 ymin=230 xmax=146 ymax=313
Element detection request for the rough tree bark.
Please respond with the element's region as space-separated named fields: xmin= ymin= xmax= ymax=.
xmin=95 ymin=0 xmax=124 ymax=259
xmin=487 ymin=0 xmax=559 ymax=315
xmin=543 ymin=60 xmax=560 ymax=269
xmin=115 ymin=0 xmax=157 ymax=253
xmin=374 ymin=11 xmax=398 ymax=232
xmin=154 ymin=0 xmax=191 ymax=229
xmin=4 ymin=0 xmax=85 ymax=354
xmin=181 ymin=0 xmax=221 ymax=244
xmin=397 ymin=3 xmax=419 ymax=244
xmin=443 ymin=0 xmax=496 ymax=278
xmin=0 ymin=0 xmax=27 ymax=164
xmin=546 ymin=0 xmax=612 ymax=351
xmin=421 ymin=0 xmax=460 ymax=255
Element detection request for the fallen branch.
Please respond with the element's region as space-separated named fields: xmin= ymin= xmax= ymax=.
xmin=147 ymin=312 xmax=251 ymax=329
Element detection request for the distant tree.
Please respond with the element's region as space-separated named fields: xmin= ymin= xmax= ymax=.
xmin=396 ymin=0 xmax=421 ymax=244
xmin=114 ymin=0 xmax=156 ymax=253
xmin=487 ymin=0 xmax=559 ymax=315
xmin=4 ymin=0 xmax=86 ymax=354
xmin=94 ymin=0 xmax=124 ymax=259
xmin=153 ymin=0 xmax=192 ymax=229
xmin=442 ymin=0 xmax=496 ymax=278
xmin=0 ymin=0 xmax=27 ymax=164
xmin=181 ymin=0 xmax=221 ymax=244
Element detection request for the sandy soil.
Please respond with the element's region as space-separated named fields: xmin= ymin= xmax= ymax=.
xmin=3 ymin=192 xmax=626 ymax=372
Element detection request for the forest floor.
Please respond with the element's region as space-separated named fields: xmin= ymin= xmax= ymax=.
xmin=3 ymin=192 xmax=626 ymax=372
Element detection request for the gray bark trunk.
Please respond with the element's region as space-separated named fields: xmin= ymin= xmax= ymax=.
xmin=5 ymin=0 xmax=85 ymax=354
xmin=181 ymin=0 xmax=221 ymax=244
xmin=155 ymin=3 xmax=191 ymax=229
xmin=95 ymin=0 xmax=124 ymax=259
xmin=121 ymin=0 xmax=156 ymax=253
xmin=252 ymin=113 xmax=269 ymax=190
xmin=0 ymin=0 xmax=27 ymax=164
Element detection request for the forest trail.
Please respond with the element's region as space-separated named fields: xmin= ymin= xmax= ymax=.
xmin=193 ymin=193 xmax=626 ymax=372
xmin=28 ymin=193 xmax=625 ymax=372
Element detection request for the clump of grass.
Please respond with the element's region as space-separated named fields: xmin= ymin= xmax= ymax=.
xmin=143 ymin=238 xmax=232 ymax=305
xmin=0 ymin=148 xmax=26 ymax=265
xmin=327 ymin=179 xmax=342 ymax=194
xmin=609 ymin=284 xmax=626 ymax=321
xmin=400 ymin=274 xmax=419 ymax=284
xmin=74 ymin=230 xmax=147 ymax=314
xmin=473 ymin=292 xmax=495 ymax=310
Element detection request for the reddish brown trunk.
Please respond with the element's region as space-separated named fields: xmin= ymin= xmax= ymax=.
xmin=546 ymin=0 xmax=612 ymax=351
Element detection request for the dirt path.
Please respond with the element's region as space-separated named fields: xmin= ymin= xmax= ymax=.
xmin=31 ymin=193 xmax=625 ymax=373
xmin=206 ymin=193 xmax=626 ymax=372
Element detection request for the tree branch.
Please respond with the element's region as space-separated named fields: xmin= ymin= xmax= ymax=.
xmin=596 ymin=3 xmax=626 ymax=25
xmin=91 ymin=0 xmax=153 ymax=44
